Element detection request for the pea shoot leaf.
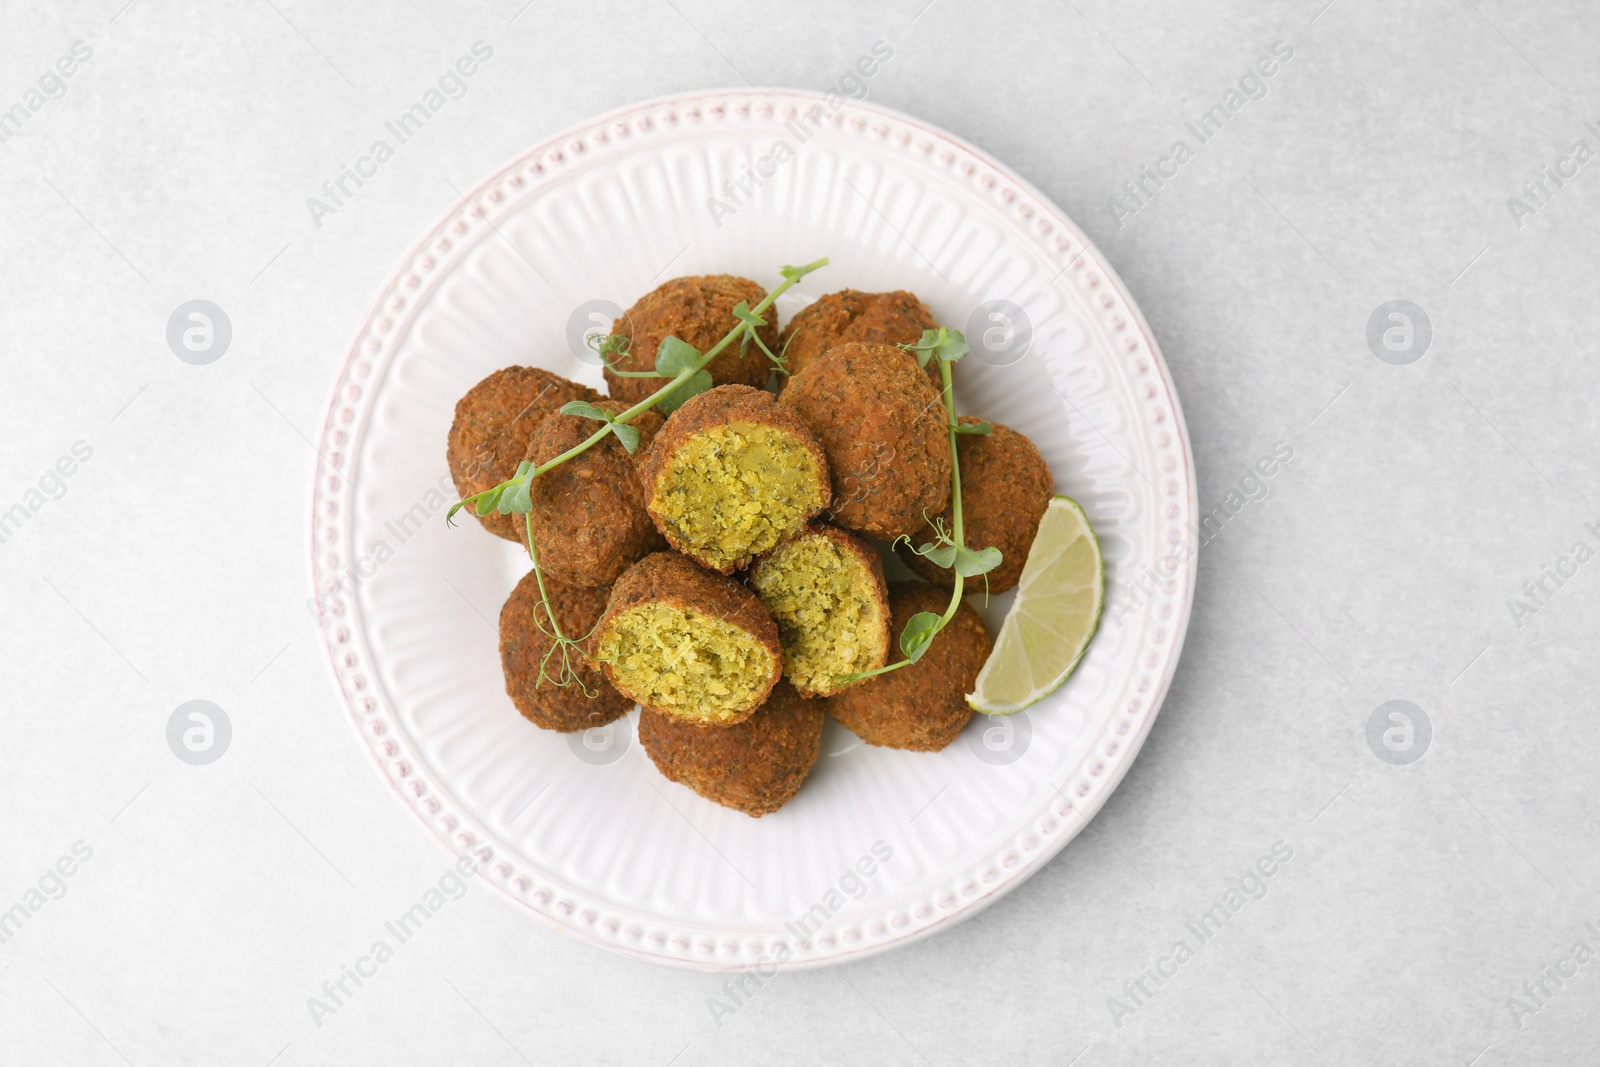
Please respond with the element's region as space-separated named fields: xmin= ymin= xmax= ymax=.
xmin=481 ymin=462 xmax=532 ymax=515
xmin=953 ymin=544 xmax=1002 ymax=578
xmin=610 ymin=422 xmax=642 ymax=454
xmin=936 ymin=329 xmax=971 ymax=363
xmin=560 ymin=400 xmax=642 ymax=453
xmin=905 ymin=522 xmax=1001 ymax=578
xmin=655 ymin=335 xmax=703 ymax=378
xmin=899 ymin=612 xmax=942 ymax=663
xmin=656 ymin=369 xmax=713 ymax=414
xmin=954 ymin=420 xmax=992 ymax=435
xmin=499 ymin=479 xmax=532 ymax=514
xmin=908 ymin=329 xmax=940 ymax=368
xmin=560 ymin=400 xmax=613 ymax=422
xmin=904 ymin=327 xmax=973 ymax=367
xmin=473 ymin=488 xmax=504 ymax=517
xmin=731 ymin=300 xmax=766 ymax=329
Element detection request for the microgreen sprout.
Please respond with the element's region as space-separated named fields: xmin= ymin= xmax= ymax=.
xmin=835 ymin=327 xmax=1002 ymax=684
xmin=896 ymin=518 xmax=1002 ymax=582
xmin=900 ymin=326 xmax=971 ymax=369
xmin=650 ymin=336 xmax=715 ymax=413
xmin=731 ymin=300 xmax=790 ymax=374
xmin=559 ymin=400 xmax=642 ymax=454
xmin=447 ymin=459 xmax=534 ymax=526
xmin=447 ymin=257 xmax=830 ymax=692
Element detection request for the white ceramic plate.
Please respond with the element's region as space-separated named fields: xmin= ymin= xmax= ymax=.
xmin=310 ymin=89 xmax=1196 ymax=971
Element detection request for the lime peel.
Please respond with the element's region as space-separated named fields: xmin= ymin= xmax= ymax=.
xmin=966 ymin=495 xmax=1104 ymax=715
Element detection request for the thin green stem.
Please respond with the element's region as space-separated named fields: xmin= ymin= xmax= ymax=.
xmin=834 ymin=659 xmax=911 ymax=683
xmin=525 ymin=382 xmax=681 ymax=479
xmin=525 ymin=512 xmax=567 ymax=644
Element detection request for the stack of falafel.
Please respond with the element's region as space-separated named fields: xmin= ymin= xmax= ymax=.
xmin=447 ymin=275 xmax=1054 ymax=818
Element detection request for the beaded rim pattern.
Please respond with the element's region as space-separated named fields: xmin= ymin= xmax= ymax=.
xmin=308 ymin=89 xmax=1196 ymax=971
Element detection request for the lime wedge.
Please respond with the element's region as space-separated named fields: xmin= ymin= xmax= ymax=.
xmin=967 ymin=495 xmax=1104 ymax=715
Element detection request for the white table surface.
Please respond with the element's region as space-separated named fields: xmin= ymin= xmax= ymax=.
xmin=3 ymin=1 xmax=1597 ymax=1064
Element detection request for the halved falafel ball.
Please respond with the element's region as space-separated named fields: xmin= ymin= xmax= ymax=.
xmin=826 ymin=581 xmax=991 ymax=752
xmin=897 ymin=418 xmax=1052 ymax=594
xmin=779 ymin=342 xmax=950 ymax=541
xmin=779 ymin=289 xmax=939 ymax=382
xmin=603 ymin=275 xmax=779 ymax=403
xmin=525 ymin=400 xmax=666 ymax=587
xmin=749 ymin=524 xmax=890 ymax=697
xmin=448 ymin=367 xmax=601 ymax=541
xmin=591 ymin=552 xmax=782 ymax=726
xmin=638 ymin=385 xmax=830 ymax=574
xmin=499 ymin=569 xmax=632 ymax=732
xmin=640 ymin=681 xmax=823 ymax=817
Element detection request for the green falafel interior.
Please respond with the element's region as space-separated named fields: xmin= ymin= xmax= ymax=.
xmin=595 ymin=602 xmax=777 ymax=725
xmin=750 ymin=526 xmax=889 ymax=697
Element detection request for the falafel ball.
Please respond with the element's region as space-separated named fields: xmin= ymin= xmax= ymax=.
xmin=591 ymin=551 xmax=782 ymax=726
xmin=525 ymin=400 xmax=666 ymax=587
xmin=448 ymin=367 xmax=601 ymax=541
xmin=826 ymin=581 xmax=991 ymax=752
xmin=499 ymin=569 xmax=632 ymax=732
xmin=603 ymin=275 xmax=779 ymax=403
xmin=779 ymin=289 xmax=939 ymax=382
xmin=897 ymin=418 xmax=1053 ymax=593
xmin=749 ymin=524 xmax=890 ymax=697
xmin=639 ymin=681 xmax=823 ymax=817
xmin=638 ymin=385 xmax=830 ymax=574
xmin=779 ymin=342 xmax=950 ymax=540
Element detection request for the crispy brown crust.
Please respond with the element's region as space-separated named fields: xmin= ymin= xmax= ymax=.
xmin=525 ymin=400 xmax=666 ymax=587
xmin=639 ymin=681 xmax=823 ymax=816
xmin=499 ymin=570 xmax=632 ymax=732
xmin=447 ymin=367 xmax=600 ymax=541
xmin=637 ymin=384 xmax=831 ymax=573
xmin=603 ymin=275 xmax=779 ymax=403
xmin=898 ymin=418 xmax=1053 ymax=593
xmin=749 ymin=523 xmax=891 ymax=697
xmin=779 ymin=342 xmax=951 ymax=540
xmin=825 ymin=581 xmax=991 ymax=752
xmin=778 ymin=289 xmax=938 ymax=382
xmin=591 ymin=551 xmax=782 ymax=724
